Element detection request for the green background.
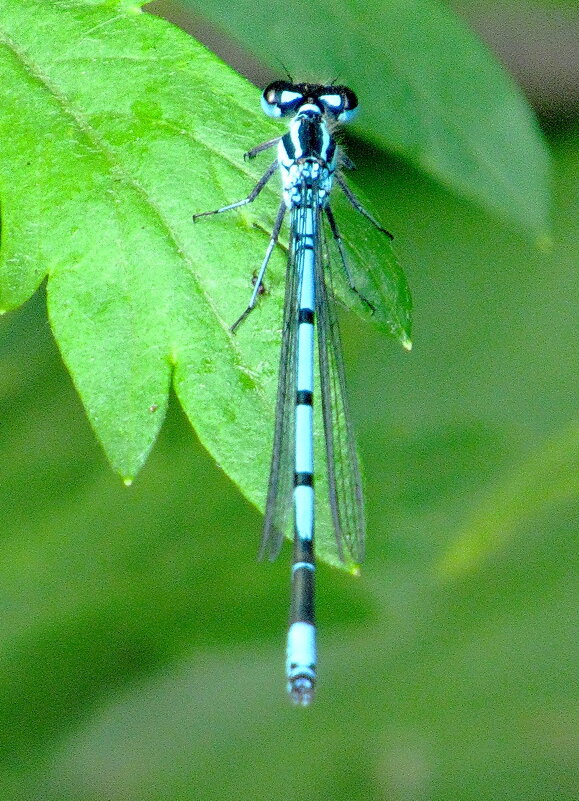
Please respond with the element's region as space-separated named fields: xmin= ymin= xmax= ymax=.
xmin=0 ymin=0 xmax=577 ymax=799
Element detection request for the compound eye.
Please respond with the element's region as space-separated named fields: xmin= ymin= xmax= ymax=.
xmin=261 ymin=81 xmax=304 ymax=117
xmin=336 ymin=86 xmax=359 ymax=122
xmin=316 ymin=86 xmax=358 ymax=121
xmin=318 ymin=93 xmax=344 ymax=114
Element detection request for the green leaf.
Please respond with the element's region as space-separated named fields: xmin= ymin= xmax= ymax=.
xmin=180 ymin=0 xmax=551 ymax=235
xmin=0 ymin=0 xmax=410 ymax=568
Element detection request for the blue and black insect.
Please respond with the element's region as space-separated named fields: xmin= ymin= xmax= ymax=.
xmin=194 ymin=81 xmax=393 ymax=705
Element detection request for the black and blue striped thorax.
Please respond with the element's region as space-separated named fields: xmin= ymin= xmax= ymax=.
xmin=278 ymin=106 xmax=337 ymax=209
xmin=281 ymin=109 xmax=336 ymax=165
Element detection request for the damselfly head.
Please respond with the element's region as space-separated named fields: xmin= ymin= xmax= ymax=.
xmin=261 ymin=81 xmax=359 ymax=123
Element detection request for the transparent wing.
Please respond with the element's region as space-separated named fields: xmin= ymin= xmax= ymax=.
xmin=315 ymin=211 xmax=366 ymax=564
xmin=259 ymin=216 xmax=301 ymax=561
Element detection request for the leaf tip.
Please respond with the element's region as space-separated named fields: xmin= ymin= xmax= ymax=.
xmin=120 ymin=2 xmax=144 ymax=13
xmin=401 ymin=334 xmax=412 ymax=351
xmin=123 ymin=477 xmax=134 ymax=487
xmin=536 ymin=233 xmax=553 ymax=253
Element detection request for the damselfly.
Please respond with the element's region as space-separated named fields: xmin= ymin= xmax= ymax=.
xmin=193 ymin=81 xmax=393 ymax=705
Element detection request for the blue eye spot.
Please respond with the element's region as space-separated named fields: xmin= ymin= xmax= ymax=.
xmin=280 ymin=91 xmax=303 ymax=105
xmin=319 ymin=94 xmax=342 ymax=109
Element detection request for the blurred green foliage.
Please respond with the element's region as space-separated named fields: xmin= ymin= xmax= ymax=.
xmin=0 ymin=0 xmax=577 ymax=800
